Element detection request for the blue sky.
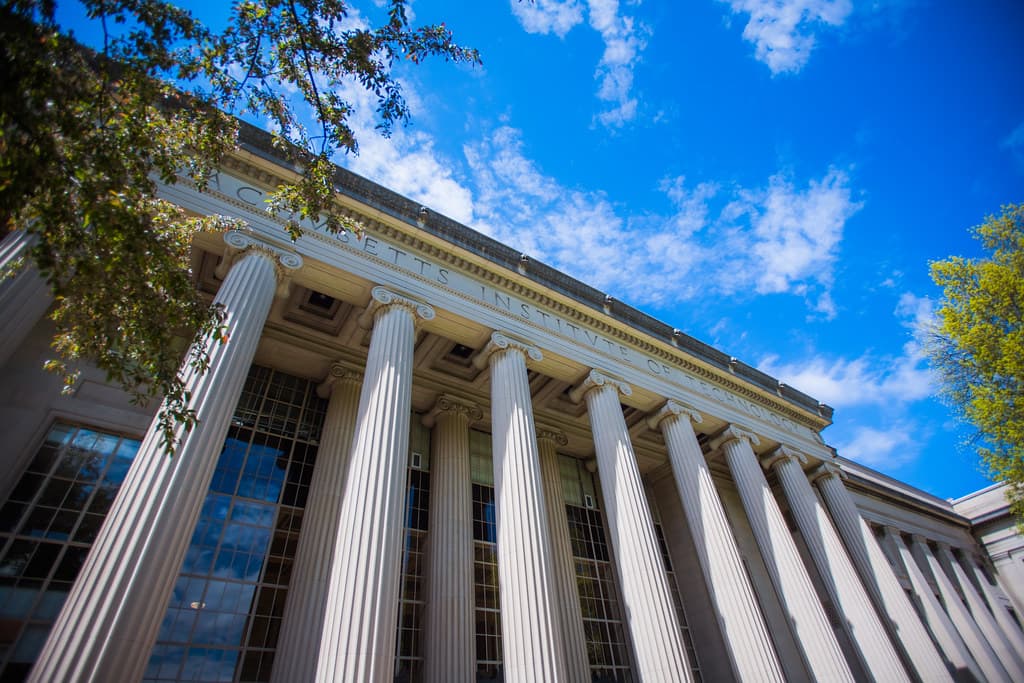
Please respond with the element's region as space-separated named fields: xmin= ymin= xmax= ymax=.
xmin=333 ymin=0 xmax=1022 ymax=500
xmin=64 ymin=1 xmax=1024 ymax=499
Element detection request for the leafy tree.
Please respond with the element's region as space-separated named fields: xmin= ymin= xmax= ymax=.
xmin=928 ymin=204 xmax=1024 ymax=519
xmin=0 ymin=0 xmax=479 ymax=449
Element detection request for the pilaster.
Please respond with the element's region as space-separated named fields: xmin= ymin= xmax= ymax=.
xmin=813 ymin=466 xmax=952 ymax=683
xmin=574 ymin=372 xmax=694 ymax=682
xmin=537 ymin=427 xmax=591 ymax=683
xmin=936 ymin=543 xmax=1024 ymax=679
xmin=717 ymin=427 xmax=855 ymax=683
xmin=884 ymin=527 xmax=983 ymax=682
xmin=474 ymin=331 xmax=567 ymax=682
xmin=910 ymin=535 xmax=1010 ymax=682
xmin=767 ymin=447 xmax=909 ymax=682
xmin=0 ymin=230 xmax=51 ymax=368
xmin=272 ymin=362 xmax=363 ymax=683
xmin=315 ymin=287 xmax=434 ymax=682
xmin=29 ymin=233 xmax=299 ymax=682
xmin=648 ymin=401 xmax=783 ymax=683
xmin=422 ymin=395 xmax=481 ymax=683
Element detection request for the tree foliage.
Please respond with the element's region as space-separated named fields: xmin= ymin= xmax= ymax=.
xmin=928 ymin=204 xmax=1024 ymax=518
xmin=0 ymin=0 xmax=479 ymax=449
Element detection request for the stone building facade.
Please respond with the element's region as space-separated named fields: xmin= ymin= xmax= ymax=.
xmin=0 ymin=129 xmax=1021 ymax=682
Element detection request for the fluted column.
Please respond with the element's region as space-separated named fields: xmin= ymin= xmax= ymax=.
xmin=814 ymin=466 xmax=952 ymax=683
xmin=968 ymin=557 xmax=1024 ymax=654
xmin=885 ymin=528 xmax=983 ymax=682
xmin=421 ymin=395 xmax=481 ymax=683
xmin=315 ymin=287 xmax=434 ymax=683
xmin=766 ymin=447 xmax=910 ymax=682
xmin=570 ymin=370 xmax=693 ymax=682
xmin=937 ymin=543 xmax=1024 ymax=679
xmin=271 ymin=362 xmax=363 ymax=683
xmin=0 ymin=230 xmax=51 ymax=367
xmin=648 ymin=401 xmax=783 ymax=683
xmin=910 ymin=535 xmax=1011 ymax=683
xmin=537 ymin=426 xmax=591 ymax=683
xmin=472 ymin=332 xmax=566 ymax=682
xmin=29 ymin=230 xmax=299 ymax=683
xmin=715 ymin=426 xmax=855 ymax=683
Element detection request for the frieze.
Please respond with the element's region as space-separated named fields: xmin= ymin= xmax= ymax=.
xmin=194 ymin=167 xmax=827 ymax=439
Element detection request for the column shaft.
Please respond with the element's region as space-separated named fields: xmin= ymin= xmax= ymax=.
xmin=315 ymin=288 xmax=433 ymax=682
xmin=0 ymin=230 xmax=51 ymax=367
xmin=29 ymin=244 xmax=286 ymax=683
xmin=652 ymin=403 xmax=783 ymax=683
xmin=271 ymin=365 xmax=362 ymax=683
xmin=484 ymin=336 xmax=566 ymax=682
xmin=538 ymin=430 xmax=591 ymax=683
xmin=816 ymin=472 xmax=952 ymax=682
xmin=422 ymin=397 xmax=478 ymax=683
xmin=937 ymin=545 xmax=1024 ymax=679
xmin=911 ymin=536 xmax=1011 ymax=683
xmin=719 ymin=431 xmax=854 ymax=683
xmin=770 ymin=451 xmax=910 ymax=682
xmin=577 ymin=374 xmax=693 ymax=682
xmin=885 ymin=530 xmax=983 ymax=682
xmin=969 ymin=560 xmax=1024 ymax=654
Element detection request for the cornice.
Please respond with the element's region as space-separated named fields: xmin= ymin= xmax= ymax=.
xmin=213 ymin=146 xmax=831 ymax=433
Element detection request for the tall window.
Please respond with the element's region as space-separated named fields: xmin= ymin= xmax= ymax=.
xmin=652 ymin=522 xmax=703 ymax=682
xmin=395 ymin=418 xmax=431 ymax=682
xmin=0 ymin=424 xmax=142 ymax=682
xmin=146 ymin=366 xmax=326 ymax=683
xmin=470 ymin=430 xmax=502 ymax=682
xmin=560 ymin=456 xmax=634 ymax=682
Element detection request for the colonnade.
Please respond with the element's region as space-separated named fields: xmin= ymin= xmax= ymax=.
xmin=9 ymin=230 xmax=1024 ymax=682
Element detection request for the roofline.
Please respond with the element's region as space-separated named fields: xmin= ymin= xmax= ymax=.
xmin=234 ymin=120 xmax=834 ymax=425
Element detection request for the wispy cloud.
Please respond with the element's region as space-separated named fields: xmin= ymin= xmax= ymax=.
xmin=834 ymin=422 xmax=922 ymax=468
xmin=508 ymin=0 xmax=646 ymax=126
xmin=719 ymin=0 xmax=853 ymax=74
xmin=466 ymin=127 xmax=861 ymax=310
xmin=509 ymin=0 xmax=585 ymax=37
xmin=758 ymin=291 xmax=935 ymax=410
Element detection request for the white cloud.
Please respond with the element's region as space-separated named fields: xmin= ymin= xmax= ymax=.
xmin=722 ymin=168 xmax=861 ymax=317
xmin=834 ymin=422 xmax=921 ymax=467
xmin=719 ymin=0 xmax=853 ymax=74
xmin=509 ymin=0 xmax=585 ymax=37
xmin=508 ymin=0 xmax=645 ymax=126
xmin=466 ymin=129 xmax=860 ymax=310
xmin=757 ymin=291 xmax=937 ymax=410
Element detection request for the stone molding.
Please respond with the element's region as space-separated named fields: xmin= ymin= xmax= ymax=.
xmin=316 ymin=360 xmax=364 ymax=398
xmin=217 ymin=229 xmax=303 ymax=296
xmin=535 ymin=426 xmax=569 ymax=447
xmin=568 ymin=369 xmax=632 ymax=404
xmin=809 ymin=461 xmax=846 ymax=485
xmin=471 ymin=331 xmax=543 ymax=369
xmin=645 ymin=399 xmax=703 ymax=431
xmin=761 ymin=445 xmax=809 ymax=472
xmin=709 ymin=424 xmax=761 ymax=452
xmin=357 ymin=286 xmax=435 ymax=329
xmin=422 ymin=394 xmax=483 ymax=427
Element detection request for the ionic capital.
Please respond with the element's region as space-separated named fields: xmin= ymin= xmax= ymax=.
xmin=568 ymin=369 xmax=632 ymax=404
xmin=316 ymin=360 xmax=364 ymax=398
xmin=646 ymin=399 xmax=703 ymax=432
xmin=536 ymin=425 xmax=569 ymax=447
xmin=357 ymin=286 xmax=435 ymax=329
xmin=761 ymin=444 xmax=808 ymax=472
xmin=218 ymin=230 xmax=303 ymax=296
xmin=471 ymin=331 xmax=543 ymax=369
xmin=422 ymin=394 xmax=483 ymax=427
xmin=709 ymin=424 xmax=761 ymax=452
xmin=809 ymin=461 xmax=847 ymax=485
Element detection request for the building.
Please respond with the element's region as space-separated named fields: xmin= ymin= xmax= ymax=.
xmin=0 ymin=125 xmax=1022 ymax=683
